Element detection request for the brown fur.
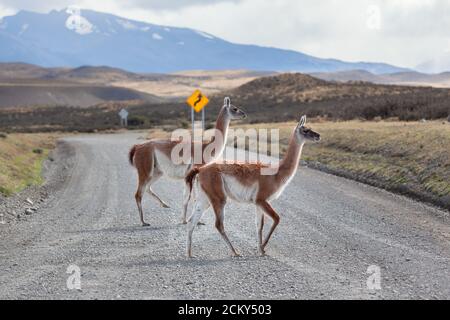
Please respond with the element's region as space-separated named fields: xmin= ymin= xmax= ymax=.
xmin=185 ymin=167 xmax=200 ymax=202
xmin=129 ymin=144 xmax=137 ymax=166
xmin=129 ymin=102 xmax=246 ymax=226
xmin=186 ymin=117 xmax=320 ymax=257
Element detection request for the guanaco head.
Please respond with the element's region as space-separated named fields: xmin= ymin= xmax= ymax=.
xmin=296 ymin=115 xmax=321 ymax=142
xmin=223 ymin=97 xmax=247 ymax=119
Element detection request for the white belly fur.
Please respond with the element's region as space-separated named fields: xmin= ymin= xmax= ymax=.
xmin=223 ymin=175 xmax=258 ymax=203
xmin=154 ymin=150 xmax=190 ymax=179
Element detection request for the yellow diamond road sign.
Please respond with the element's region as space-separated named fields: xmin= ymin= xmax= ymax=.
xmin=187 ymin=89 xmax=209 ymax=113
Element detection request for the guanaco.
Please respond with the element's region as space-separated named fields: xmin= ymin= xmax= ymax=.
xmin=185 ymin=115 xmax=320 ymax=257
xmin=129 ymin=97 xmax=246 ymax=226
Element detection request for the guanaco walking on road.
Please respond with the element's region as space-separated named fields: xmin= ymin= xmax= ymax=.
xmin=129 ymin=97 xmax=246 ymax=226
xmin=185 ymin=115 xmax=320 ymax=257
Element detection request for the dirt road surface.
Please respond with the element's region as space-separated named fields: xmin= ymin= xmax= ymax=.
xmin=1 ymin=132 xmax=449 ymax=299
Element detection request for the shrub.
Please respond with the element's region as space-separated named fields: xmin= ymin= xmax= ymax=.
xmin=180 ymin=119 xmax=189 ymax=129
xmin=127 ymin=115 xmax=147 ymax=126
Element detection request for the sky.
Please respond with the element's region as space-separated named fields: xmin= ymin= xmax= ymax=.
xmin=0 ymin=0 xmax=448 ymax=68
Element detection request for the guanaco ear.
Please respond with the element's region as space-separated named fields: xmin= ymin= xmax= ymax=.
xmin=224 ymin=97 xmax=231 ymax=108
xmin=299 ymin=115 xmax=306 ymax=127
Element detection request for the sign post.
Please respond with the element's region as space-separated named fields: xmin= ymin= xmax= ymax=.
xmin=191 ymin=107 xmax=195 ymax=137
xmin=202 ymin=108 xmax=205 ymax=131
xmin=118 ymin=108 xmax=129 ymax=127
xmin=186 ymin=89 xmax=209 ymax=140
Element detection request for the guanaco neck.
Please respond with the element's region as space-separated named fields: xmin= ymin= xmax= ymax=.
xmin=206 ymin=107 xmax=230 ymax=155
xmin=213 ymin=107 xmax=230 ymax=144
xmin=276 ymin=128 xmax=305 ymax=182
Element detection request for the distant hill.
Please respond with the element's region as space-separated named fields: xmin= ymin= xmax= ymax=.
xmin=2 ymin=72 xmax=449 ymax=132
xmin=220 ymin=73 xmax=450 ymax=122
xmin=0 ymin=8 xmax=407 ymax=74
xmin=0 ymin=63 xmax=164 ymax=108
xmin=0 ymin=62 xmax=65 ymax=79
xmin=310 ymin=69 xmax=450 ymax=87
xmin=0 ymin=62 xmax=145 ymax=82
xmin=228 ymin=73 xmax=404 ymax=103
xmin=0 ymin=62 xmax=275 ymax=102
xmin=0 ymin=82 xmax=161 ymax=108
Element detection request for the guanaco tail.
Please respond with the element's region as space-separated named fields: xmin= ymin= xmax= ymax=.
xmin=129 ymin=97 xmax=246 ymax=226
xmin=184 ymin=115 xmax=320 ymax=257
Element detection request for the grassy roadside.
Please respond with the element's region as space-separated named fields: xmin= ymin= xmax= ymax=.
xmin=0 ymin=132 xmax=60 ymax=196
xmin=235 ymin=120 xmax=450 ymax=210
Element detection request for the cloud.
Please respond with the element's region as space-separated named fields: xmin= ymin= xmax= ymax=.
xmin=121 ymin=0 xmax=243 ymax=11
xmin=131 ymin=0 xmax=450 ymax=68
xmin=0 ymin=0 xmax=242 ymax=12
xmin=0 ymin=0 xmax=73 ymax=12
xmin=0 ymin=0 xmax=448 ymax=68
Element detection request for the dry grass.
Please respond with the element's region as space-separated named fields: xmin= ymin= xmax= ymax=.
xmin=233 ymin=120 xmax=450 ymax=209
xmin=113 ymin=71 xmax=266 ymax=98
xmin=0 ymin=133 xmax=60 ymax=196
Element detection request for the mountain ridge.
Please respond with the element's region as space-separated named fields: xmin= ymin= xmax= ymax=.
xmin=310 ymin=69 xmax=450 ymax=87
xmin=0 ymin=8 xmax=407 ymax=74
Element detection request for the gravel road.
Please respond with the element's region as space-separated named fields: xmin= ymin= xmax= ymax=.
xmin=1 ymin=132 xmax=449 ymax=299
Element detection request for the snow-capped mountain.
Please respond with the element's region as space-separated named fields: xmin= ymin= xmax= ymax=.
xmin=0 ymin=8 xmax=407 ymax=74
